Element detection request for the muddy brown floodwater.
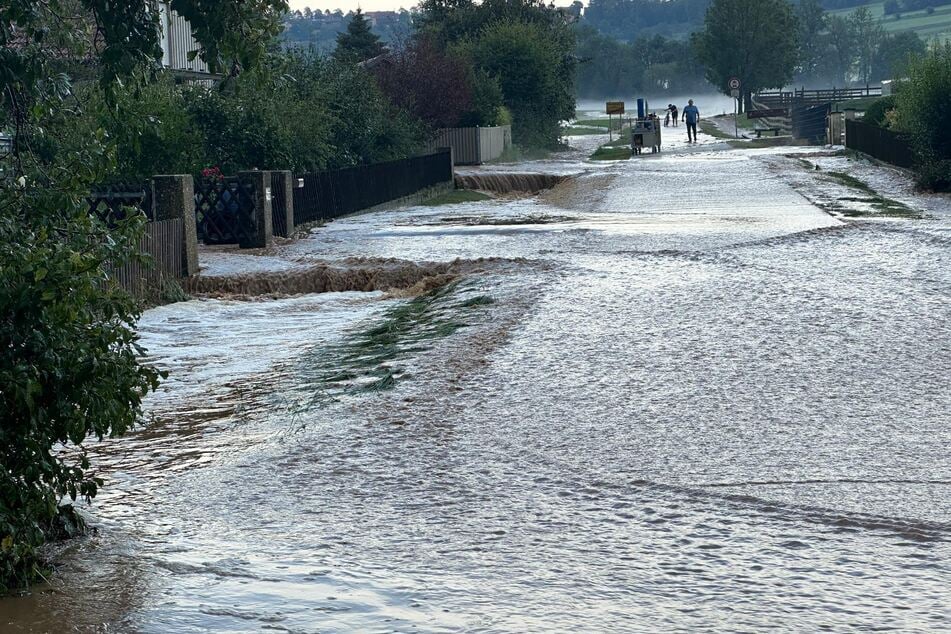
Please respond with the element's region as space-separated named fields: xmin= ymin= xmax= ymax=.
xmin=3 ymin=132 xmax=950 ymax=633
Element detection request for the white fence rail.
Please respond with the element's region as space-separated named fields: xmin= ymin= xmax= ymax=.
xmin=428 ymin=125 xmax=512 ymax=165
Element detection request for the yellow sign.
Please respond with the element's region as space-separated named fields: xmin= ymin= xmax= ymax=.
xmin=606 ymin=101 xmax=625 ymax=115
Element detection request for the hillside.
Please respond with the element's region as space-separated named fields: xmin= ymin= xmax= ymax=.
xmin=829 ymin=1 xmax=951 ymax=42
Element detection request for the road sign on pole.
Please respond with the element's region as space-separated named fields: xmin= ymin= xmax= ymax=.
xmin=728 ymin=78 xmax=741 ymax=139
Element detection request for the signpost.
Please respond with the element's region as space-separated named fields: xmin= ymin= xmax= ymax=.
xmin=729 ymin=77 xmax=741 ymax=139
xmin=606 ymin=101 xmax=625 ymax=142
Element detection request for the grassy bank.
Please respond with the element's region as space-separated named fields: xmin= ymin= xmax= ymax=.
xmin=423 ymin=190 xmax=492 ymax=206
xmin=828 ymin=1 xmax=951 ymax=43
xmin=563 ymin=126 xmax=608 ymax=136
xmin=589 ymin=128 xmax=632 ymax=161
xmin=699 ymin=118 xmax=735 ymax=140
xmin=300 ymin=281 xmax=495 ymax=400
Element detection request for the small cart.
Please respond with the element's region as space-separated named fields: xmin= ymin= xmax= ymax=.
xmin=631 ymin=117 xmax=662 ymax=155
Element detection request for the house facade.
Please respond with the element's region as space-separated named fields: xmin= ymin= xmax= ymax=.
xmin=157 ymin=2 xmax=211 ymax=78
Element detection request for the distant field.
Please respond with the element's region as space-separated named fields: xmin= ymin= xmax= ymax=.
xmin=829 ymin=1 xmax=951 ymax=43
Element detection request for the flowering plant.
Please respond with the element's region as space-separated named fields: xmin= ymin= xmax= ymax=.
xmin=201 ymin=166 xmax=225 ymax=182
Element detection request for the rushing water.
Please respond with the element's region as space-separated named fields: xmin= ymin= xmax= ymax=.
xmin=3 ymin=133 xmax=950 ymax=632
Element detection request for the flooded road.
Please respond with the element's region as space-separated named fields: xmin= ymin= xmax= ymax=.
xmin=4 ymin=135 xmax=950 ymax=632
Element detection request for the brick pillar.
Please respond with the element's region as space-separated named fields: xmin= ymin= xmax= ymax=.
xmin=271 ymin=170 xmax=294 ymax=237
xmin=238 ymin=170 xmax=273 ymax=249
xmin=152 ymin=174 xmax=199 ymax=276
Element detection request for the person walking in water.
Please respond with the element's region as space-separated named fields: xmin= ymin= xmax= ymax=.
xmin=683 ymin=99 xmax=700 ymax=143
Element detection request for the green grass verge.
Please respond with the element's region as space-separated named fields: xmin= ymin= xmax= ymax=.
xmin=824 ymin=171 xmax=878 ymax=195
xmin=821 ymin=170 xmax=920 ymax=217
xmin=563 ymin=126 xmax=608 ymax=136
xmin=589 ymin=127 xmax=634 ymax=160
xmin=699 ymin=119 xmax=735 ymax=140
xmin=423 ymin=190 xmax=492 ymax=206
xmin=827 ymin=1 xmax=951 ymax=43
xmin=590 ymin=146 xmax=632 ymax=161
xmin=299 ymin=281 xmax=495 ymax=401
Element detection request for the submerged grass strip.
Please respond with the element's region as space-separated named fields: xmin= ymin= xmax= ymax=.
xmin=423 ymin=190 xmax=492 ymax=206
xmin=299 ymin=281 xmax=495 ymax=403
xmin=822 ymin=171 xmax=920 ymax=217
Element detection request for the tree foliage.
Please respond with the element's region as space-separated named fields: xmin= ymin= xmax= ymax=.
xmin=692 ymin=0 xmax=798 ymax=111
xmin=574 ymin=26 xmax=709 ymax=98
xmin=333 ymin=8 xmax=386 ymax=62
xmin=0 ymin=0 xmax=286 ymax=591
xmin=417 ymin=0 xmax=576 ymax=148
xmin=895 ymin=43 xmax=951 ymax=191
xmin=372 ymin=38 xmax=503 ymax=129
xmin=582 ymin=0 xmax=712 ymax=40
xmin=794 ymin=1 xmax=928 ymax=86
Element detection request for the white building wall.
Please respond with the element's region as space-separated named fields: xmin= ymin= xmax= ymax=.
xmin=158 ymin=2 xmax=209 ymax=74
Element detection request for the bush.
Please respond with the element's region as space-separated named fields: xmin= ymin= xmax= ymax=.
xmin=863 ymin=95 xmax=897 ymax=128
xmin=458 ymin=20 xmax=574 ymax=149
xmin=895 ymin=43 xmax=951 ymax=190
xmin=41 ymin=53 xmax=428 ymax=179
xmin=0 ymin=144 xmax=163 ymax=591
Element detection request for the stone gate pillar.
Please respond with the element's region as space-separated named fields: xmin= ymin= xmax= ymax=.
xmin=152 ymin=174 xmax=199 ymax=276
xmin=238 ymin=170 xmax=273 ymax=249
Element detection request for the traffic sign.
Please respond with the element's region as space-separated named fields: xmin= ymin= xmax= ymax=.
xmin=730 ymin=88 xmax=740 ymax=99
xmin=728 ymin=77 xmax=741 ymax=90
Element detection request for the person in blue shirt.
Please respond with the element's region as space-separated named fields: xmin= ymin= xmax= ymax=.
xmin=683 ymin=99 xmax=700 ymax=143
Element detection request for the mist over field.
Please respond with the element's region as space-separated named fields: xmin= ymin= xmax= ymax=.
xmin=576 ymin=93 xmax=738 ymax=117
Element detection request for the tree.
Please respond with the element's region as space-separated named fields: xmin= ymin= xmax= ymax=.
xmin=417 ymin=0 xmax=577 ymax=148
xmin=0 ymin=0 xmax=287 ymax=591
xmin=849 ymin=7 xmax=886 ymax=84
xmin=894 ymin=43 xmax=951 ymax=191
xmin=334 ymin=8 xmax=385 ymax=62
xmin=372 ymin=38 xmax=503 ymax=129
xmin=692 ymin=0 xmax=799 ymax=112
xmin=872 ymin=31 xmax=926 ymax=82
xmin=823 ymin=15 xmax=855 ymax=85
xmin=456 ymin=19 xmax=573 ymax=148
xmin=796 ymin=0 xmax=827 ymax=79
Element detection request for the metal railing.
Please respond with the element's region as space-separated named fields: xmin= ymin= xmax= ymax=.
xmin=756 ymin=85 xmax=882 ymax=109
xmin=293 ymin=149 xmax=453 ymax=225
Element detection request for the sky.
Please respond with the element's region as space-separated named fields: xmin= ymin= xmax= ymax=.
xmin=289 ymin=0 xmax=416 ymax=12
xmin=288 ymin=0 xmax=589 ymax=13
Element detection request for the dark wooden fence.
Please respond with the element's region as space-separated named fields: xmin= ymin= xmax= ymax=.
xmin=845 ymin=119 xmax=916 ymax=169
xmin=88 ymin=183 xmax=185 ymax=298
xmin=294 ymin=149 xmax=453 ymax=224
xmin=110 ymin=218 xmax=184 ymax=297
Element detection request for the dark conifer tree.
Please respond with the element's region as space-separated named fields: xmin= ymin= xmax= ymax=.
xmin=334 ymin=8 xmax=386 ymax=62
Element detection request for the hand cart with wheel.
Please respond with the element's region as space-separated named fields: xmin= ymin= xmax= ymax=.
xmin=631 ymin=116 xmax=662 ymax=155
